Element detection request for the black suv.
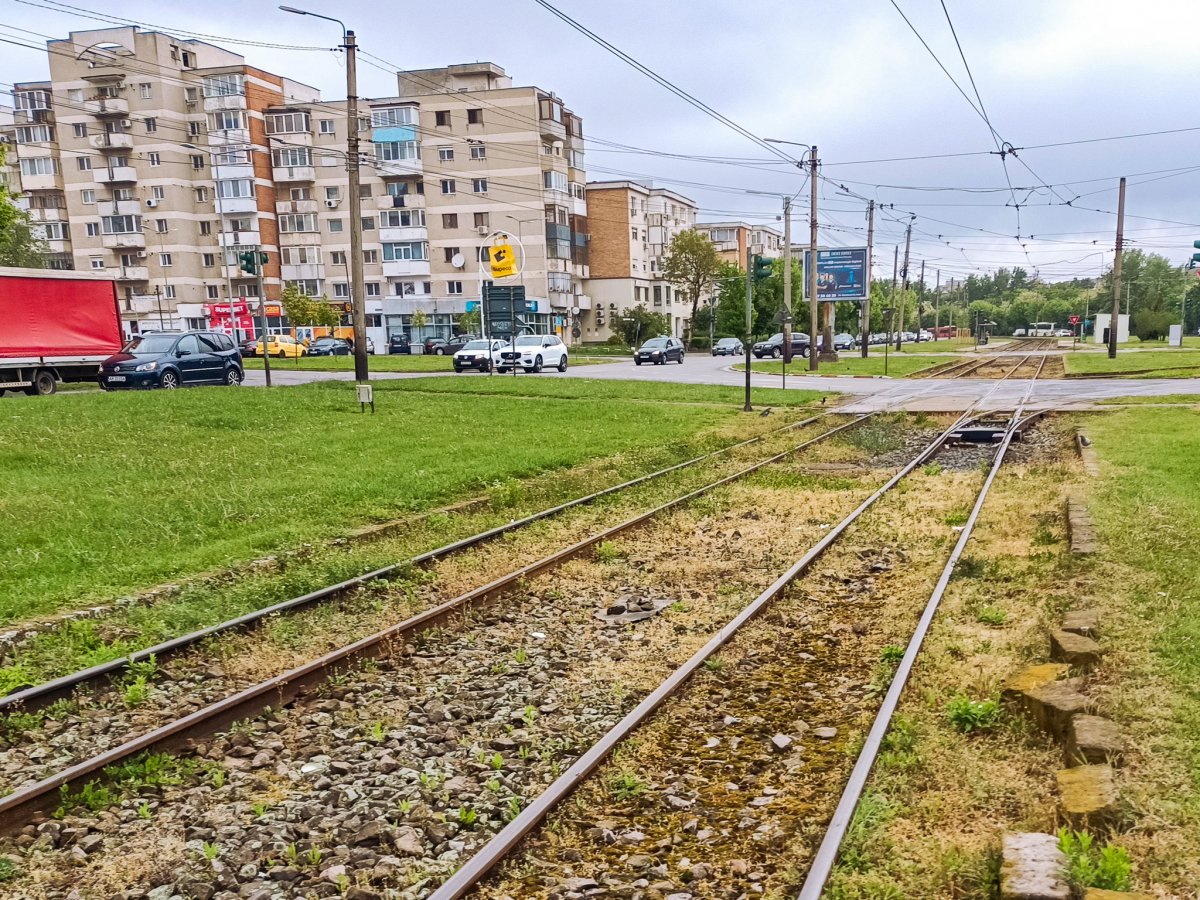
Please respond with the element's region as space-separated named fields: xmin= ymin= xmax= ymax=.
xmin=99 ymin=331 xmax=243 ymax=390
xmin=752 ymin=332 xmax=811 ymax=359
xmin=388 ymin=333 xmax=411 ymax=355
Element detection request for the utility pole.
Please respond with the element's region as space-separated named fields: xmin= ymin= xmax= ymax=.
xmin=888 ymin=245 xmax=898 ymax=347
xmin=861 ymin=200 xmax=874 ymax=358
xmin=808 ymin=146 xmax=820 ymax=371
xmin=915 ymin=259 xmax=925 ymax=344
xmin=345 ymin=30 xmax=368 ymax=382
xmin=782 ymin=195 xmax=792 ymax=391
xmin=256 ymin=258 xmax=272 ymax=387
xmin=895 ymin=218 xmax=912 ymax=351
xmin=1108 ymin=176 xmax=1126 ymax=359
xmin=744 ymin=246 xmax=753 ymax=412
xmin=934 ymin=269 xmax=941 ymax=341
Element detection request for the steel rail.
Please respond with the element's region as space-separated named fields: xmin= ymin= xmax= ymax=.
xmin=795 ymin=367 xmax=1047 ymax=900
xmin=995 ymin=353 xmax=1034 ymax=383
xmin=0 ymin=413 xmax=828 ymax=715
xmin=427 ymin=410 xmax=975 ymax=900
xmin=0 ymin=414 xmax=868 ymax=830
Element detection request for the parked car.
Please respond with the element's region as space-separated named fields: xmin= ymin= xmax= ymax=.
xmin=498 ymin=333 xmax=569 ymax=373
xmin=833 ymin=333 xmax=855 ymax=351
xmin=454 ymin=339 xmax=506 ymax=372
xmin=1012 ymin=328 xmax=1027 ymax=337
xmin=917 ymin=330 xmax=934 ymax=342
xmin=346 ymin=336 xmax=375 ymax=355
xmin=239 ymin=337 xmax=259 ymax=357
xmin=99 ymin=331 xmax=243 ymax=390
xmin=635 ymin=336 xmax=686 ymax=365
xmin=308 ymin=337 xmax=352 ymax=356
xmin=751 ymin=332 xmax=811 ymax=359
xmin=388 ymin=333 xmax=411 ymax=355
xmin=1055 ymin=328 xmax=1073 ymax=337
xmin=256 ymin=334 xmax=306 ymax=358
xmin=711 ymin=337 xmax=744 ymax=356
xmin=445 ymin=334 xmax=480 ymax=355
xmin=424 ymin=337 xmax=449 ymax=355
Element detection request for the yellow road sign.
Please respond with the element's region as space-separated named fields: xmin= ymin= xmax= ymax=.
xmin=488 ymin=243 xmax=517 ymax=279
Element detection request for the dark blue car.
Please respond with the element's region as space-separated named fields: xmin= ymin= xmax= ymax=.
xmin=99 ymin=331 xmax=243 ymax=390
xmin=307 ymin=337 xmax=352 ymax=356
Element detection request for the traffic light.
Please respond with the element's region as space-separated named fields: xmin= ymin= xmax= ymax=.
xmin=752 ymin=254 xmax=774 ymax=282
xmin=238 ymin=251 xmax=269 ymax=274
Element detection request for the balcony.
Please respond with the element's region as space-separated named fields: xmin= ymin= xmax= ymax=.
xmin=209 ymin=128 xmax=250 ymax=147
xmin=217 ymin=195 xmax=259 ymax=215
xmin=101 ymin=232 xmax=146 ymax=249
xmin=573 ymin=294 xmax=592 ymax=311
xmin=90 ymin=132 xmax=134 ymax=151
xmin=221 ymin=264 xmax=259 ymax=280
xmin=276 ymin=199 xmax=318 ymax=215
xmin=281 ymin=263 xmax=325 ymax=281
xmin=271 ymin=130 xmax=312 ymax=147
xmin=219 ymin=230 xmax=262 ymax=248
xmin=101 ymin=198 xmax=142 ymax=217
xmin=95 ymin=166 xmax=138 ymax=184
xmin=279 ymin=230 xmax=320 ymax=245
xmin=375 ymin=158 xmax=422 ymax=178
xmin=83 ymin=97 xmax=129 ymax=117
xmin=203 ymin=93 xmax=247 ymax=113
xmin=375 ymin=193 xmax=424 ymax=210
xmin=21 ymin=173 xmax=61 ymax=192
xmin=210 ymin=163 xmax=254 ymax=181
xmin=381 ymin=258 xmax=430 ymax=278
xmin=273 ymin=165 xmax=316 ymax=183
xmin=26 ymin=207 xmax=67 ymax=223
xmin=539 ymin=117 xmax=567 ymax=142
xmin=114 ymin=265 xmax=149 ymax=281
xmin=380 ymin=226 xmax=427 ymax=243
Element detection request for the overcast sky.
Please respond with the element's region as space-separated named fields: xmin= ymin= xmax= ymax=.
xmin=3 ymin=0 xmax=1198 ymax=285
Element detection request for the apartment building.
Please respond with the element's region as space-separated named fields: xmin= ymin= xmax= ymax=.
xmin=8 ymin=30 xmax=589 ymax=344
xmin=583 ymin=180 xmax=698 ymax=341
xmin=702 ymin=220 xmax=783 ymax=266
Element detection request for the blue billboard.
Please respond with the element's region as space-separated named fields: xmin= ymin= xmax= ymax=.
xmin=803 ymin=248 xmax=869 ymax=301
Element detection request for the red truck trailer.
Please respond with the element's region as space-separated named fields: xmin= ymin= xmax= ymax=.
xmin=0 ymin=267 xmax=122 ymax=396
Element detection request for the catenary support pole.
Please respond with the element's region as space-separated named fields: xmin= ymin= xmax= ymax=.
xmin=345 ymin=29 xmax=369 ymax=382
xmin=895 ymin=217 xmax=912 ymax=351
xmin=808 ymin=146 xmax=819 ymax=371
xmin=782 ymin=195 xmax=792 ymax=390
xmin=744 ymin=246 xmax=753 ymax=412
xmin=1108 ymin=176 xmax=1126 ymax=359
xmin=861 ymin=200 xmax=874 ymax=358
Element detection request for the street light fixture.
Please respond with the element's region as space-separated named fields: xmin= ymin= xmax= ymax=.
xmin=280 ymin=5 xmax=369 ymax=384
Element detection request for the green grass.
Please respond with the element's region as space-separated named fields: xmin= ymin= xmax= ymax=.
xmin=0 ymin=381 xmax=740 ymax=623
xmin=740 ymin=355 xmax=946 ymax=378
xmin=242 ymin=354 xmax=608 ymax=373
xmin=374 ymin=375 xmax=831 ymax=407
xmin=1064 ymin=349 xmax=1200 ymax=377
xmin=1096 ymin=394 xmax=1200 ymax=405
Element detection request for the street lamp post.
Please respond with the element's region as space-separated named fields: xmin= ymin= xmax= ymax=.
xmin=281 ymin=6 xmax=369 ymax=384
xmin=764 ymin=138 xmax=821 ymax=370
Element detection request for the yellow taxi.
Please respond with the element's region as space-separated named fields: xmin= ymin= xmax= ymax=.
xmin=255 ymin=334 xmax=307 ymax=358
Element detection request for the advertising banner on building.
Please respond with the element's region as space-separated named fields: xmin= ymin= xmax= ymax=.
xmin=802 ymin=248 xmax=869 ymax=301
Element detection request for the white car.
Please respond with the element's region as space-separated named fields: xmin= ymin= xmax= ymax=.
xmin=453 ymin=339 xmax=506 ymax=373
xmin=1054 ymin=329 xmax=1073 ymax=337
xmin=497 ymin=334 xmax=569 ymax=373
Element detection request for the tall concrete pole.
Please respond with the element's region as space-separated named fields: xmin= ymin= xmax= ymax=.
xmin=861 ymin=200 xmax=874 ymax=358
xmin=895 ymin=217 xmax=912 ymax=351
xmin=808 ymin=146 xmax=819 ymax=371
xmin=782 ymin=194 xmax=792 ymax=387
xmin=1107 ymin=177 xmax=1126 ymax=359
xmin=345 ymin=29 xmax=369 ymax=382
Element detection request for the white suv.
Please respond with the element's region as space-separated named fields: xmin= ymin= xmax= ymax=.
xmin=498 ymin=334 xmax=568 ymax=373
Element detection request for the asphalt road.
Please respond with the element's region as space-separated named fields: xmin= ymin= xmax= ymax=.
xmin=241 ymin=353 xmax=1200 ymax=411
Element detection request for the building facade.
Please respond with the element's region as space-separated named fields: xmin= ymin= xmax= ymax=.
xmin=702 ymin=220 xmax=783 ymax=267
xmin=5 ymin=29 xmax=589 ymax=346
xmin=582 ymin=180 xmax=698 ymax=341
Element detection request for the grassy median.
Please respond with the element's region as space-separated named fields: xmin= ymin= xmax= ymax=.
xmin=737 ymin=355 xmax=946 ymax=378
xmin=0 ymin=379 xmax=806 ymax=623
xmin=1064 ymin=348 xmax=1200 ymax=378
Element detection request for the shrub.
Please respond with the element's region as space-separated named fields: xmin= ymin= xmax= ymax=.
xmin=946 ymin=695 xmax=1001 ymax=733
xmin=1058 ymin=829 xmax=1133 ymax=891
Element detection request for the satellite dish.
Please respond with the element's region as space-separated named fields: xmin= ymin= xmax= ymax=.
xmin=571 ymin=307 xmax=580 ymax=315
xmin=451 ymin=253 xmax=465 ymax=269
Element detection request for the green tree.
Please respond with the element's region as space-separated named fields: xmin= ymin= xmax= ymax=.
xmin=660 ymin=229 xmax=722 ymax=327
xmin=0 ymin=145 xmax=47 ymax=267
xmin=458 ymin=307 xmax=481 ymax=334
xmin=610 ymin=304 xmax=670 ymax=346
xmin=410 ymin=308 xmax=428 ymax=339
xmin=280 ymin=283 xmax=339 ymax=329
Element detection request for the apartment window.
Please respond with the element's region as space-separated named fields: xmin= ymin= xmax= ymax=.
xmin=208 ymin=111 xmax=245 ymax=131
xmin=653 ymin=286 xmax=662 ymax=306
xmin=359 ymin=183 xmax=372 ymax=199
xmin=85 ymin=222 xmax=100 ymax=236
xmin=145 ymin=118 xmax=157 ymax=134
xmin=472 ymin=178 xmax=487 ymax=194
xmin=114 ymin=188 xmax=135 ymax=201
xmin=548 ymin=239 xmax=571 ymax=260
xmin=543 ymin=144 xmax=552 ymax=155
xmin=155 ymin=218 xmax=168 ymax=233
xmin=15 ymin=125 xmax=54 ymax=144
xmin=101 ymin=215 xmax=141 ymax=234
xmin=467 ymin=108 xmax=482 ymax=125
xmin=330 ymin=251 xmax=346 ymax=265
xmin=203 ymin=73 xmax=244 ymax=97
xmin=72 ymin=123 xmax=87 ymax=138
xmin=435 ymin=110 xmax=450 ymax=126
xmin=543 ymin=170 xmax=568 ymax=193
xmin=206 ymin=285 xmax=219 ymax=299
xmin=370 ymin=106 xmax=415 ymax=127
xmin=361 ymin=216 xmax=374 ymax=232
xmin=189 ymin=122 xmax=201 ymax=137
xmin=570 ymin=182 xmax=585 ymax=199
xmin=440 ymin=179 xmax=456 ymax=195
xmin=382 ymin=241 xmax=427 ymax=261
xmin=81 ymin=189 xmax=95 ymax=205
xmin=333 ymin=283 xmax=349 ymax=298
xmin=41 ymin=222 xmax=68 ymax=241
xmin=291 ymin=188 xmax=312 ymax=201
xmin=216 ymin=179 xmax=253 ymax=199
xmin=473 ymin=212 xmax=489 ymax=229
xmin=185 ymin=87 xmax=198 ymax=103
xmin=266 ymin=112 xmax=310 ymax=134
xmin=442 ymin=213 xmax=458 ymax=229
xmin=438 ymin=146 xmax=454 ymax=162
xmin=630 ymin=227 xmax=638 ymax=241
xmin=121 ymin=253 xmax=139 ymax=268
xmin=470 ymin=143 xmax=486 ymax=160
xmin=329 ymin=219 xmax=344 ymax=233
xmin=569 ymin=148 xmax=584 ymax=168
xmin=191 ymin=155 xmax=205 ymax=170
xmin=375 ymin=141 xmax=419 ymax=162
xmin=278 ymin=213 xmax=317 ymax=232
xmin=319 ymin=119 xmax=335 ymax=134
xmin=363 ymin=249 xmax=378 ymax=264
xmin=163 ymin=285 xmax=176 ymax=299
xmin=288 ymin=280 xmax=323 ymax=297
xmin=380 ymin=210 xmax=424 ymax=227
xmin=202 ymin=253 xmax=215 ymax=267
xmin=271 ymin=148 xmax=312 ymax=167
xmin=366 ymin=283 xmax=380 ymax=297
xmin=20 ymin=158 xmax=58 ymax=176
xmin=159 ymin=253 xmax=173 ymax=267
xmin=149 ymin=153 xmax=161 ymax=168
xmin=199 ymin=221 xmax=212 ymax=236
xmin=539 ymin=97 xmax=563 ymax=124
xmin=90 ymin=257 xmax=105 ymax=270
xmin=215 ymin=148 xmax=248 ymax=165
xmin=230 ymin=217 xmax=254 ymax=232
xmin=140 ymin=83 xmax=152 ymax=99
xmin=325 ymin=186 xmax=341 ymax=201
xmin=283 ymin=246 xmax=321 ymax=264
xmin=447 ymin=281 xmax=464 ymax=294
xmin=443 ymin=247 xmax=460 ymax=264
xmin=77 ymin=157 xmax=93 ymax=171
xmin=36 ymin=192 xmax=66 ymax=209
xmin=195 ymin=187 xmax=209 ymax=202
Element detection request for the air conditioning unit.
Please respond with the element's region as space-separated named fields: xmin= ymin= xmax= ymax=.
xmin=136 ymin=250 xmax=148 ymax=259
xmin=325 ymin=199 xmax=340 ymax=208
xmin=146 ymin=198 xmax=159 ymax=208
xmin=475 ymin=225 xmax=488 ymax=235
xmin=120 ymin=119 xmax=132 ymax=128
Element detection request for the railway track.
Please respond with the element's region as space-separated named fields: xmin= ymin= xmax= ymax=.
xmin=922 ymin=350 xmax=1050 ymax=381
xmin=0 ymin=412 xmax=881 ymax=831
